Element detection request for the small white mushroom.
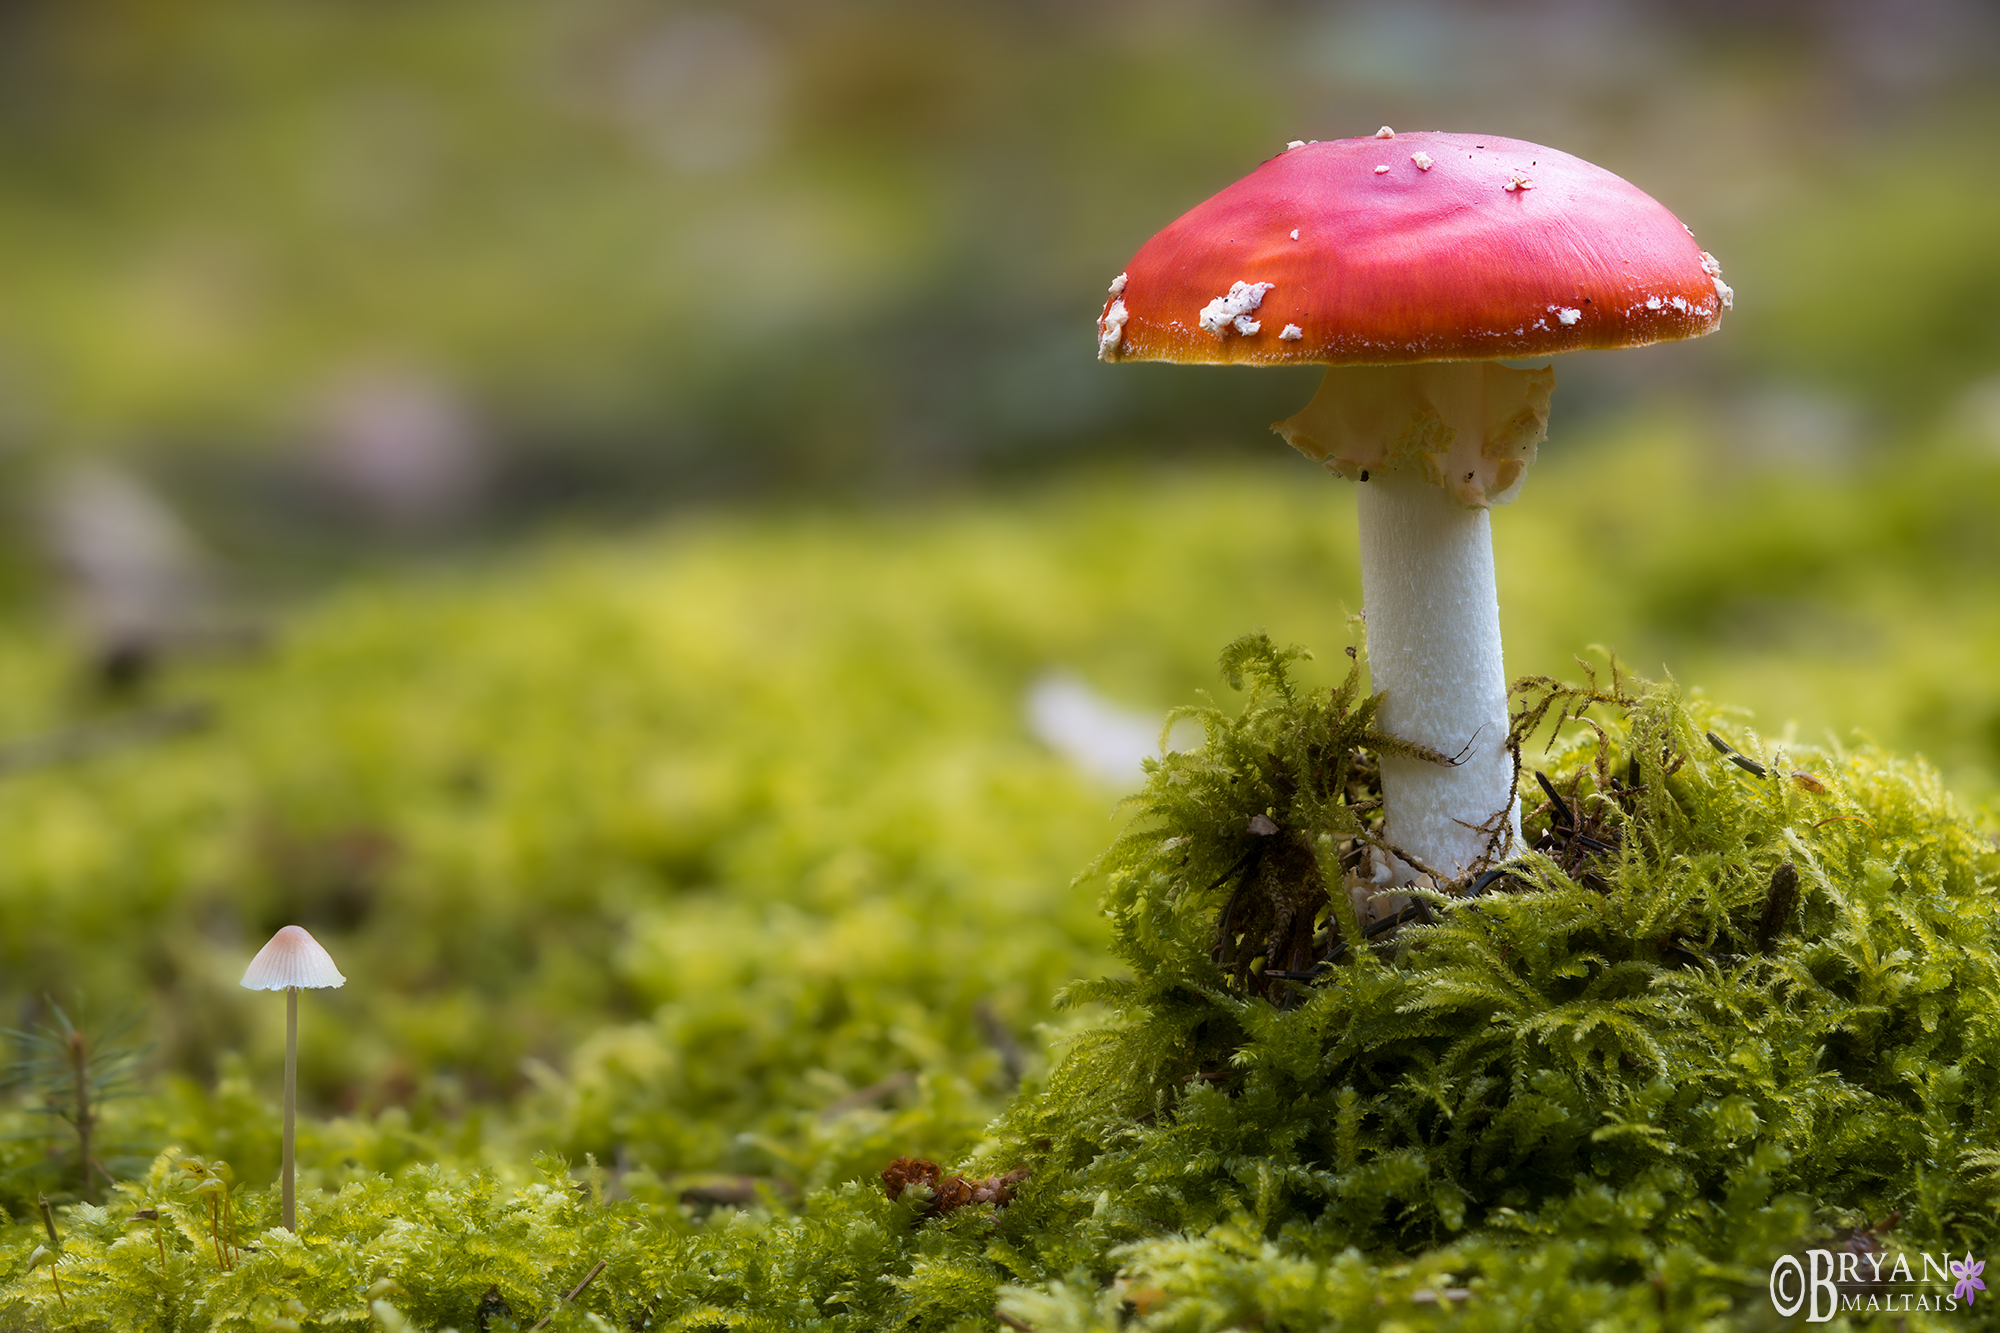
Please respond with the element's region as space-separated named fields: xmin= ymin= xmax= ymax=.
xmin=243 ymin=925 xmax=346 ymax=1233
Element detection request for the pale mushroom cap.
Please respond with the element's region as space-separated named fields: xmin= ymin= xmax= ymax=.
xmin=240 ymin=924 xmax=346 ymax=990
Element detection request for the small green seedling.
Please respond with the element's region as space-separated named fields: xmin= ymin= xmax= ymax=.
xmin=29 ymin=1194 xmax=65 ymax=1310
xmin=4 ymin=1000 xmax=145 ymax=1201
xmin=239 ymin=925 xmax=345 ymax=1232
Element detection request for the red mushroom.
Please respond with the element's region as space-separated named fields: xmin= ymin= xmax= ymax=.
xmin=1099 ymin=131 xmax=1729 ymax=884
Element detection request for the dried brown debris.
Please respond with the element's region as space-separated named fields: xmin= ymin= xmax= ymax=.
xmin=879 ymin=1157 xmax=1030 ymax=1218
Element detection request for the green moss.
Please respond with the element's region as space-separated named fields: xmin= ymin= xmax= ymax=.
xmin=10 ymin=441 xmax=2000 ymax=1327
xmin=6 ymin=635 xmax=1994 ymax=1330
xmin=981 ymin=637 xmax=1999 ymax=1327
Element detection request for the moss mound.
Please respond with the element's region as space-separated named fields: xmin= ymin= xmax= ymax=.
xmin=983 ymin=635 xmax=2000 ymax=1329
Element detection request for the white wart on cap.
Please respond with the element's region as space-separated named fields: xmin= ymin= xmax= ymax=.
xmin=241 ymin=925 xmax=346 ymax=990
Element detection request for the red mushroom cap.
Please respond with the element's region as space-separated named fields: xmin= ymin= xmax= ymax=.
xmin=1097 ymin=131 xmax=1729 ymax=367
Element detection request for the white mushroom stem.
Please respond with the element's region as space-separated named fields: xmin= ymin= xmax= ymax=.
xmin=283 ymin=986 xmax=298 ymax=1232
xmin=1275 ymin=360 xmax=1555 ymax=881
xmin=1357 ymin=472 xmax=1516 ymax=877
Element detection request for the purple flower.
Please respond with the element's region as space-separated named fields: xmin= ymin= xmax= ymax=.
xmin=1952 ymin=1254 xmax=1986 ymax=1305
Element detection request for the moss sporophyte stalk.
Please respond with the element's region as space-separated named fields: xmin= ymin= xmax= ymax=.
xmin=3 ymin=635 xmax=1995 ymax=1330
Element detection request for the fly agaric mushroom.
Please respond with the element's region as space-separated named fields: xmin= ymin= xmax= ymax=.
xmin=1098 ymin=131 xmax=1728 ymax=883
xmin=240 ymin=925 xmax=345 ymax=1231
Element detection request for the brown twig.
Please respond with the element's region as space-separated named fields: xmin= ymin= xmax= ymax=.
xmin=1352 ymin=831 xmax=1450 ymax=886
xmin=1706 ymin=730 xmax=1768 ymax=778
xmin=530 ymin=1258 xmax=608 ymax=1330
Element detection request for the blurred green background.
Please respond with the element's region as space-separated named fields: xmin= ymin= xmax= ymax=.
xmin=2 ymin=1 xmax=1997 ymax=530
xmin=3 ymin=0 xmax=2000 ymax=1186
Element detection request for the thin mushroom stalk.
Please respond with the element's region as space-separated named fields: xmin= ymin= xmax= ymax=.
xmin=283 ymin=985 xmax=297 ymax=1231
xmin=240 ymin=925 xmax=345 ymax=1232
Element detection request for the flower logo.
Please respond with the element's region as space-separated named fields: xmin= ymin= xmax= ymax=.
xmin=1952 ymin=1254 xmax=1986 ymax=1306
